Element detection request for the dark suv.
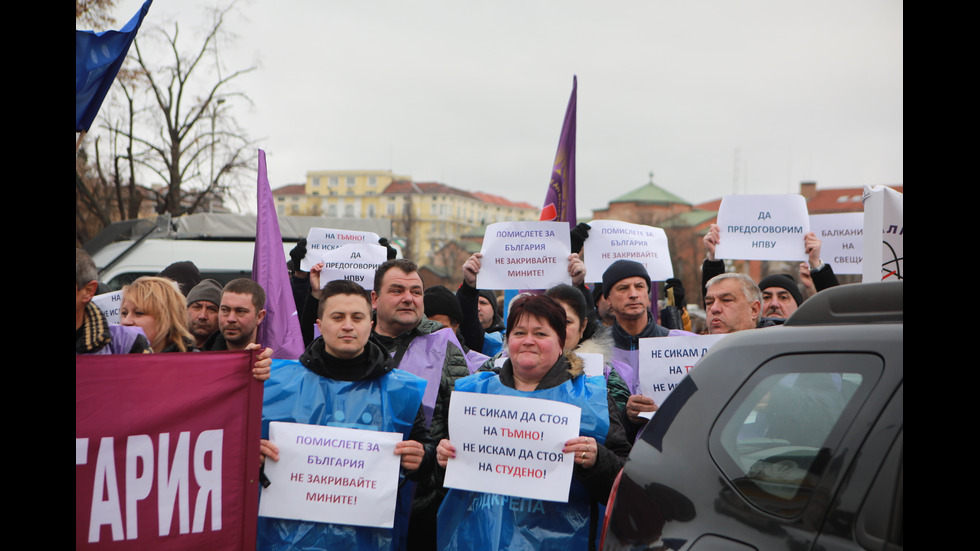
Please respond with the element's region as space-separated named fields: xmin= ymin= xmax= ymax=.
xmin=601 ymin=281 xmax=903 ymax=550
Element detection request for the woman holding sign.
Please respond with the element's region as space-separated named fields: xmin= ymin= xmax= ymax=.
xmin=435 ymin=294 xmax=631 ymax=550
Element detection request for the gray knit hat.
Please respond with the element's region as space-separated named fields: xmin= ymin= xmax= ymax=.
xmin=186 ymin=279 xmax=223 ymax=306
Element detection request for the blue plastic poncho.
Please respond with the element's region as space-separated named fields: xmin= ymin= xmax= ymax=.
xmin=257 ymin=359 xmax=426 ymax=551
xmin=390 ymin=328 xmax=459 ymax=428
xmin=436 ymin=371 xmax=609 ymax=551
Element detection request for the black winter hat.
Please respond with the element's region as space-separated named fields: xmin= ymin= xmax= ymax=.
xmin=477 ymin=289 xmax=498 ymax=317
xmin=601 ymin=260 xmax=651 ymax=298
xmin=757 ymin=273 xmax=803 ymax=305
xmin=424 ymin=286 xmax=463 ymax=325
xmin=157 ymin=261 xmax=203 ymax=297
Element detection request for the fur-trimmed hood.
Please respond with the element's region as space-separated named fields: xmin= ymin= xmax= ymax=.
xmin=564 ymin=325 xmax=618 ymax=378
xmin=564 ymin=350 xmax=587 ymax=378
xmin=571 ymin=325 xmax=616 ymax=364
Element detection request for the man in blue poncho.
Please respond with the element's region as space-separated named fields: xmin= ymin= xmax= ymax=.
xmin=258 ymin=279 xmax=435 ymax=550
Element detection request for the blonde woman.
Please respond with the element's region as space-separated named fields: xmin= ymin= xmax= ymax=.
xmin=120 ymin=276 xmax=196 ymax=353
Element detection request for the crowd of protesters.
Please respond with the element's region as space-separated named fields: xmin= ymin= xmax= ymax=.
xmin=75 ymin=219 xmax=840 ymax=550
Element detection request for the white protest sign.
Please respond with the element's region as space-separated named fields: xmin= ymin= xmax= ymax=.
xmin=861 ymin=185 xmax=903 ymax=282
xmin=444 ymin=391 xmax=580 ymax=503
xmin=92 ymin=291 xmax=124 ymax=325
xmin=259 ymin=422 xmax=403 ymax=529
xmin=582 ymin=220 xmax=673 ymax=282
xmin=316 ymin=244 xmax=388 ymax=291
xmin=477 ymin=221 xmax=571 ymax=290
xmin=809 ymin=213 xmax=864 ymax=275
xmin=301 ymin=227 xmax=382 ymax=272
xmin=715 ymin=195 xmax=809 ymax=261
xmin=577 ymin=352 xmax=605 ymax=378
xmin=637 ymin=334 xmax=728 ymax=417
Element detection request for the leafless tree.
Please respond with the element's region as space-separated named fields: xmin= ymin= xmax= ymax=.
xmin=76 ymin=2 xmax=258 ymax=244
xmin=76 ymin=0 xmax=117 ymax=29
xmin=128 ymin=3 xmax=257 ymax=215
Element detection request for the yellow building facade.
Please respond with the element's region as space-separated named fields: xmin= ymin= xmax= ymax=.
xmin=273 ymin=170 xmax=539 ymax=264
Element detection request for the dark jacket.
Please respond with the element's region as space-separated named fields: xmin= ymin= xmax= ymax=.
xmin=373 ymin=317 xmax=470 ymax=523
xmin=608 ymin=314 xmax=670 ymax=443
xmin=202 ymin=330 xmax=228 ymax=351
xmin=157 ymin=338 xmax=198 ymax=353
xmin=372 ymin=317 xmax=470 ymax=443
xmin=610 ymin=313 xmax=670 ymax=351
xmin=290 ymin=273 xmax=315 ymax=347
xmin=456 ymin=283 xmax=504 ymax=356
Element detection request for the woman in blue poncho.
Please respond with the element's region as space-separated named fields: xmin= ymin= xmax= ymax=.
xmin=435 ymin=294 xmax=632 ymax=550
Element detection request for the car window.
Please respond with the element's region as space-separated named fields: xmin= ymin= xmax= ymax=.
xmin=710 ymin=353 xmax=882 ymax=517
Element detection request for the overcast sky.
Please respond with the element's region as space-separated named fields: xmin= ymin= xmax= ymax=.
xmin=103 ymin=0 xmax=903 ymax=217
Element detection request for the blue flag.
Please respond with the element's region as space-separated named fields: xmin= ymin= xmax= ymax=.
xmin=75 ymin=0 xmax=152 ymax=132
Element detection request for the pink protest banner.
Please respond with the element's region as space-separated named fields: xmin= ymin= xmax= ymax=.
xmin=76 ymin=351 xmax=264 ymax=550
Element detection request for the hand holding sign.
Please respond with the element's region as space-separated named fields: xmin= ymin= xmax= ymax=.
xmin=625 ymin=394 xmax=657 ymax=424
xmin=808 ymin=213 xmax=864 ymax=275
xmin=715 ymin=195 xmax=810 ymax=261
xmin=300 ymin=227 xmax=382 ymax=272
xmin=311 ymin=244 xmax=387 ymax=291
xmin=477 ymin=221 xmax=572 ymax=290
xmin=637 ymin=334 xmax=728 ymax=418
xmin=582 ymin=220 xmax=673 ymax=282
xmin=442 ymin=391 xmax=580 ymax=503
xmin=259 ymin=422 xmax=403 ymax=529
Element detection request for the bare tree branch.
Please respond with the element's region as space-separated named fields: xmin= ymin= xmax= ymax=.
xmin=76 ymin=2 xmax=258 ymax=244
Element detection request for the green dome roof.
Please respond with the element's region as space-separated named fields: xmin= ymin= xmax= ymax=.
xmin=608 ymin=181 xmax=691 ymax=206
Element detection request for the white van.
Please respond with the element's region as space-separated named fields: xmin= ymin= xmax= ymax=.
xmin=87 ymin=213 xmax=393 ymax=290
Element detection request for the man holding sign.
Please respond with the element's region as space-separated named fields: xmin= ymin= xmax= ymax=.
xmin=258 ymin=280 xmax=434 ymax=549
xmin=701 ymin=195 xmax=838 ymax=324
xmin=600 ymin=260 xmax=673 ymax=434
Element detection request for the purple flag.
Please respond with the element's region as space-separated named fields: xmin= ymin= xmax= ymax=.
xmin=540 ymin=75 xmax=577 ymax=229
xmin=75 ymin=0 xmax=153 ymax=132
xmin=253 ymin=150 xmax=305 ymax=359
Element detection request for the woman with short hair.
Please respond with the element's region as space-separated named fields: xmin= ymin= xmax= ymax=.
xmin=435 ymin=294 xmax=631 ymax=550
